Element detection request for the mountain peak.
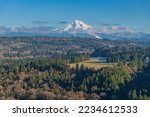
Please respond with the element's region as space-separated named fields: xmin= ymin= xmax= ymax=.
xmin=64 ymin=20 xmax=92 ymax=31
xmin=63 ymin=20 xmax=101 ymax=39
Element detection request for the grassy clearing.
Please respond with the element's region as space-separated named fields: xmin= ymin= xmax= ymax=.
xmin=69 ymin=59 xmax=113 ymax=69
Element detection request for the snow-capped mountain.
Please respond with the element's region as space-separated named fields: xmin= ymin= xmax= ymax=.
xmin=62 ymin=20 xmax=150 ymax=40
xmin=63 ymin=20 xmax=101 ymax=39
xmin=0 ymin=19 xmax=150 ymax=40
xmin=64 ymin=20 xmax=92 ymax=31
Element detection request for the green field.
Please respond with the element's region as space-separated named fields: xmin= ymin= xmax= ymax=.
xmin=69 ymin=57 xmax=113 ymax=69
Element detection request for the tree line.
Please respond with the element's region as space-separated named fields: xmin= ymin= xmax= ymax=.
xmin=0 ymin=56 xmax=149 ymax=100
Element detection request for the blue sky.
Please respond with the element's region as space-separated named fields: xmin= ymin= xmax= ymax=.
xmin=0 ymin=0 xmax=150 ymax=32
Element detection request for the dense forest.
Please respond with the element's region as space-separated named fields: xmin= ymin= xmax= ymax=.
xmin=0 ymin=37 xmax=150 ymax=100
xmin=0 ymin=57 xmax=150 ymax=100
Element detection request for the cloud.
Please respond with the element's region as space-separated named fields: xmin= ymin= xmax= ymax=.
xmin=31 ymin=20 xmax=49 ymax=25
xmin=0 ymin=26 xmax=58 ymax=33
xmin=100 ymin=23 xmax=121 ymax=27
xmin=99 ymin=25 xmax=135 ymax=33
xmin=29 ymin=26 xmax=57 ymax=32
xmin=100 ymin=23 xmax=111 ymax=26
xmin=112 ymin=23 xmax=121 ymax=26
xmin=58 ymin=21 xmax=68 ymax=24
xmin=0 ymin=26 xmax=11 ymax=32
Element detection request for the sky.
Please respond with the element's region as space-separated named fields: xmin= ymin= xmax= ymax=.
xmin=0 ymin=0 xmax=150 ymax=32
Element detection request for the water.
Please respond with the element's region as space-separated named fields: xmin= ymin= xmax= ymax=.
xmin=90 ymin=57 xmax=107 ymax=63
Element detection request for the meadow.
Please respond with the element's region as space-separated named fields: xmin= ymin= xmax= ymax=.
xmin=69 ymin=57 xmax=113 ymax=69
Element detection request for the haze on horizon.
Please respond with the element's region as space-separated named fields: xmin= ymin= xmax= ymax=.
xmin=0 ymin=0 xmax=150 ymax=33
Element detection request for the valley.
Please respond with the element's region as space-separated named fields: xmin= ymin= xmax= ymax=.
xmin=0 ymin=36 xmax=150 ymax=100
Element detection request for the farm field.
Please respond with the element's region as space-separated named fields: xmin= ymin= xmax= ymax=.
xmin=69 ymin=57 xmax=113 ymax=69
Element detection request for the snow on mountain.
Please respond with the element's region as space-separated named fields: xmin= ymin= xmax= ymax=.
xmin=1 ymin=19 xmax=150 ymax=40
xmin=64 ymin=20 xmax=92 ymax=31
xmin=63 ymin=20 xmax=101 ymax=39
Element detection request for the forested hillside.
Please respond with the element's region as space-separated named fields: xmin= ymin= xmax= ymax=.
xmin=0 ymin=37 xmax=150 ymax=100
xmin=0 ymin=57 xmax=149 ymax=100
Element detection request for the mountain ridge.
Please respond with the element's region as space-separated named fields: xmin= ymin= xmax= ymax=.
xmin=0 ymin=19 xmax=150 ymax=40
